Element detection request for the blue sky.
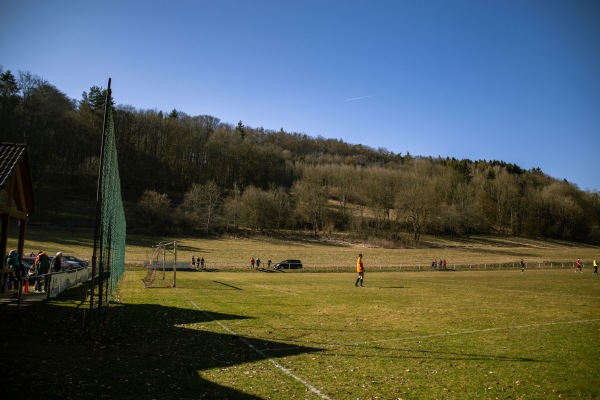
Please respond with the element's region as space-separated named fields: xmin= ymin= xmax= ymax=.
xmin=2 ymin=0 xmax=599 ymax=191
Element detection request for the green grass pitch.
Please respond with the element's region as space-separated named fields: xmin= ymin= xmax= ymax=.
xmin=127 ymin=269 xmax=600 ymax=399
xmin=2 ymin=268 xmax=599 ymax=399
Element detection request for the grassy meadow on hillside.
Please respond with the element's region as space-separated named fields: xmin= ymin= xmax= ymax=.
xmin=9 ymin=226 xmax=600 ymax=271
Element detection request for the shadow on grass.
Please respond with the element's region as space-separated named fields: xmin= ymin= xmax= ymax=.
xmin=212 ymin=281 xmax=244 ymax=290
xmin=194 ymin=268 xmax=222 ymax=272
xmin=347 ymin=346 xmax=543 ymax=363
xmin=0 ymin=284 xmax=322 ymax=399
xmin=256 ymin=268 xmax=284 ymax=273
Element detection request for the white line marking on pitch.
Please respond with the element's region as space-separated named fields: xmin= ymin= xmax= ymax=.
xmin=342 ymin=318 xmax=600 ymax=347
xmin=425 ymin=281 xmax=600 ymax=300
xmin=177 ymin=289 xmax=332 ymax=400
xmin=247 ymin=282 xmax=299 ymax=296
xmin=213 ymin=278 xmax=300 ymax=296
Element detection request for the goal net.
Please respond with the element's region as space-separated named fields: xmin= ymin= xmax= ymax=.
xmin=142 ymin=241 xmax=177 ymax=288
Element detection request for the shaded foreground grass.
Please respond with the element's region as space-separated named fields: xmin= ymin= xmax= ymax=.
xmin=1 ymin=269 xmax=599 ymax=399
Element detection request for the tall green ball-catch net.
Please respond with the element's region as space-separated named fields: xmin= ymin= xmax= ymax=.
xmin=90 ymin=79 xmax=126 ymax=320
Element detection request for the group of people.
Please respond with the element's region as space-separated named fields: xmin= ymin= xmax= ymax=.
xmin=3 ymin=249 xmax=63 ymax=294
xmin=188 ymin=252 xmax=597 ymax=292
xmin=250 ymin=258 xmax=272 ymax=269
xmin=431 ymin=258 xmax=447 ymax=270
xmin=191 ymin=256 xmax=205 ymax=269
xmin=575 ymin=258 xmax=598 ymax=274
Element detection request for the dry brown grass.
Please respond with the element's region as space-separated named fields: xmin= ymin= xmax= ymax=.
xmin=7 ymin=226 xmax=599 ymax=270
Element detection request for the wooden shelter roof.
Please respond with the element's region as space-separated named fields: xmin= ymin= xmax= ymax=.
xmin=0 ymin=143 xmax=35 ymax=217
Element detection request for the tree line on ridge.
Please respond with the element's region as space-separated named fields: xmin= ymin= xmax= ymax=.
xmin=1 ymin=66 xmax=599 ymax=245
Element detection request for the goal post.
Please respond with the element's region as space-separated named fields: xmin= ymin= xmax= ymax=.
xmin=142 ymin=241 xmax=177 ymax=288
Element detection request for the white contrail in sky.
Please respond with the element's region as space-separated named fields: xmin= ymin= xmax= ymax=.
xmin=345 ymin=94 xmax=378 ymax=101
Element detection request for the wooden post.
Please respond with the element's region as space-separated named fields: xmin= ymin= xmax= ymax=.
xmin=173 ymin=241 xmax=177 ymax=288
xmin=0 ymin=214 xmax=8 ymax=293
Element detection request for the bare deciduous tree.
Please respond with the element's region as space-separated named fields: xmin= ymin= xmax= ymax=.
xmin=293 ymin=178 xmax=328 ymax=236
xmin=182 ymin=181 xmax=222 ymax=233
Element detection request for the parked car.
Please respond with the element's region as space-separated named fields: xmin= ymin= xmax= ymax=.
xmin=21 ymin=256 xmax=36 ymax=268
xmin=20 ymin=256 xmax=69 ymax=272
xmin=60 ymin=259 xmax=81 ymax=270
xmin=274 ymin=259 xmax=303 ymax=270
xmin=62 ymin=255 xmax=89 ymax=268
xmin=16 ymin=254 xmax=75 ymax=271
xmin=49 ymin=256 xmax=75 ymax=271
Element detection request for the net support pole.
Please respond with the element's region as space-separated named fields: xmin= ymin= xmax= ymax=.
xmin=173 ymin=241 xmax=177 ymax=288
xmin=90 ymin=77 xmax=112 ymax=321
xmin=162 ymin=243 xmax=166 ymax=280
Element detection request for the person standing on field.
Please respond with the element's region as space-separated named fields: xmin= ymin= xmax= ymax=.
xmin=520 ymin=258 xmax=525 ymax=273
xmin=355 ymin=253 xmax=364 ymax=287
xmin=575 ymin=258 xmax=581 ymax=273
xmin=52 ymin=252 xmax=63 ymax=272
xmin=593 ymin=258 xmax=598 ymax=275
xmin=34 ymin=250 xmax=51 ymax=293
xmin=6 ymin=250 xmax=22 ymax=291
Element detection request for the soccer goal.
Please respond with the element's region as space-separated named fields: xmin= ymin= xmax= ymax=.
xmin=142 ymin=241 xmax=177 ymax=288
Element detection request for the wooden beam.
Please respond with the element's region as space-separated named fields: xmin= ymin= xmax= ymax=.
xmin=0 ymin=213 xmax=8 ymax=292
xmin=18 ymin=214 xmax=26 ymax=263
xmin=0 ymin=203 xmax=27 ymax=220
xmin=15 ymin=167 xmax=29 ymax=214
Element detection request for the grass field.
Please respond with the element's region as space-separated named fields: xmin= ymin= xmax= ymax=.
xmin=2 ymin=268 xmax=599 ymax=399
xmin=8 ymin=227 xmax=600 ymax=270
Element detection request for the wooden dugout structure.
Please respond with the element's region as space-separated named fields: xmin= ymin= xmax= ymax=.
xmin=0 ymin=143 xmax=35 ymax=287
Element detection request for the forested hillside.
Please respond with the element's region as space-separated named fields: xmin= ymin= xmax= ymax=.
xmin=2 ymin=67 xmax=599 ymax=245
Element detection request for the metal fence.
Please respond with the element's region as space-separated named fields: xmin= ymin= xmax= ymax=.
xmin=4 ymin=267 xmax=92 ymax=310
xmin=128 ymin=260 xmax=581 ymax=273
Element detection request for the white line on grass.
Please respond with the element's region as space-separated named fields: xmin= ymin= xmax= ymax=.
xmin=243 ymin=282 xmax=300 ymax=296
xmin=177 ymin=289 xmax=332 ymax=400
xmin=342 ymin=318 xmax=600 ymax=347
xmin=425 ymin=281 xmax=600 ymax=300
